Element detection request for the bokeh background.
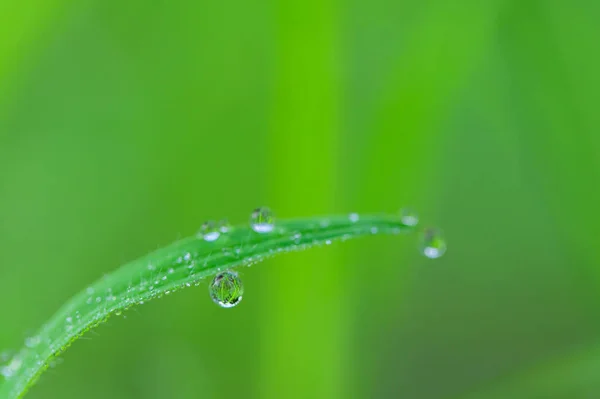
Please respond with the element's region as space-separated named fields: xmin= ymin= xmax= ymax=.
xmin=1 ymin=0 xmax=600 ymax=398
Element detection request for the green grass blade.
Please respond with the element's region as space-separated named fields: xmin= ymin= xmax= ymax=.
xmin=0 ymin=213 xmax=414 ymax=398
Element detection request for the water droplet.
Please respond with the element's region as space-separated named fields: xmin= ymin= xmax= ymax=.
xmin=419 ymin=228 xmax=447 ymax=259
xmin=1 ymin=357 xmax=22 ymax=378
xmin=25 ymin=336 xmax=40 ymax=348
xmin=0 ymin=351 xmax=14 ymax=363
xmin=400 ymin=208 xmax=419 ymax=227
xmin=349 ymin=213 xmax=359 ymax=223
xmin=209 ymin=271 xmax=243 ymax=308
xmin=218 ymin=219 xmax=232 ymax=233
xmin=250 ymin=207 xmax=275 ymax=233
xmin=199 ymin=221 xmax=220 ymax=242
xmin=291 ymin=232 xmax=302 ymax=243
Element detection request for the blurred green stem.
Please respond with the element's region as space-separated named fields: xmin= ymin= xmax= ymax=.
xmin=261 ymin=0 xmax=343 ymax=397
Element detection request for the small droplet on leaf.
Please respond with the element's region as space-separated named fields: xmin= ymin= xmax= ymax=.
xmin=0 ymin=351 xmax=14 ymax=363
xmin=1 ymin=357 xmax=22 ymax=379
xmin=400 ymin=208 xmax=419 ymax=226
xmin=291 ymin=232 xmax=302 ymax=243
xmin=250 ymin=207 xmax=275 ymax=233
xmin=199 ymin=221 xmax=220 ymax=242
xmin=218 ymin=219 xmax=232 ymax=233
xmin=25 ymin=336 xmax=40 ymax=348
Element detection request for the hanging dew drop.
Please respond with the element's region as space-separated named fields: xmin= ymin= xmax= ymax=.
xmin=419 ymin=227 xmax=447 ymax=259
xmin=250 ymin=207 xmax=275 ymax=233
xmin=400 ymin=208 xmax=419 ymax=227
xmin=199 ymin=221 xmax=220 ymax=242
xmin=209 ymin=271 xmax=243 ymax=308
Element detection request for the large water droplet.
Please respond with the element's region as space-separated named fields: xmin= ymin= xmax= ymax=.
xmin=199 ymin=221 xmax=220 ymax=242
xmin=419 ymin=228 xmax=447 ymax=259
xmin=250 ymin=207 xmax=275 ymax=233
xmin=400 ymin=208 xmax=419 ymax=226
xmin=209 ymin=271 xmax=243 ymax=308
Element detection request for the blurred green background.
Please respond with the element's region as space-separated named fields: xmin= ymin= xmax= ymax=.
xmin=1 ymin=0 xmax=600 ymax=398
